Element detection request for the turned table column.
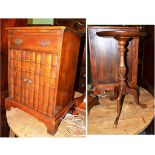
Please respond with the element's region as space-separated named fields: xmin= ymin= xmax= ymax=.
xmin=96 ymin=30 xmax=147 ymax=127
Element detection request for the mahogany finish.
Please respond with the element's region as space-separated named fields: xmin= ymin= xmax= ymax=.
xmin=0 ymin=19 xmax=27 ymax=137
xmin=5 ymin=26 xmax=81 ymax=135
xmin=75 ymin=44 xmax=86 ymax=92
xmin=88 ymin=26 xmax=142 ymax=90
xmin=97 ymin=30 xmax=147 ymax=127
xmin=141 ymin=26 xmax=154 ymax=96
xmin=73 ymin=93 xmax=86 ymax=116
xmin=54 ymin=19 xmax=86 ymax=93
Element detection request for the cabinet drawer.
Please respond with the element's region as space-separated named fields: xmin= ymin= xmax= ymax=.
xmin=10 ymin=34 xmax=60 ymax=52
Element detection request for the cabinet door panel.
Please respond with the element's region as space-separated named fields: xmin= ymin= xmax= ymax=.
xmin=8 ymin=49 xmax=57 ymax=115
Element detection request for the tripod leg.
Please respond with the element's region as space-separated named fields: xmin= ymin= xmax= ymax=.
xmin=126 ymin=87 xmax=147 ymax=108
xmin=113 ymin=89 xmax=124 ymax=127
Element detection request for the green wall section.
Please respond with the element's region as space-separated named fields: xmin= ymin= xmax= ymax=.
xmin=28 ymin=18 xmax=53 ymax=25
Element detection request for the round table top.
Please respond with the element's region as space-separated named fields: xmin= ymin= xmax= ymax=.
xmin=96 ymin=30 xmax=146 ymax=38
xmin=88 ymin=87 xmax=154 ymax=135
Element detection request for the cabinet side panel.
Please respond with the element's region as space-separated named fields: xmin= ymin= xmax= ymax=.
xmin=53 ymin=31 xmax=80 ymax=115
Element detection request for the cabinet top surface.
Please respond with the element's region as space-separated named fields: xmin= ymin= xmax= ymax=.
xmin=7 ymin=26 xmax=66 ymax=30
xmin=6 ymin=26 xmax=80 ymax=34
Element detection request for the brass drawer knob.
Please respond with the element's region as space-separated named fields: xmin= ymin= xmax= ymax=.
xmin=24 ymin=78 xmax=28 ymax=82
xmin=28 ymin=79 xmax=32 ymax=84
xmin=40 ymin=40 xmax=50 ymax=47
xmin=24 ymin=79 xmax=32 ymax=84
xmin=14 ymin=38 xmax=23 ymax=45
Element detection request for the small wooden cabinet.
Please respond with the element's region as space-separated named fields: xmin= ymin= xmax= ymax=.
xmin=88 ymin=26 xmax=142 ymax=91
xmin=5 ymin=26 xmax=80 ymax=135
